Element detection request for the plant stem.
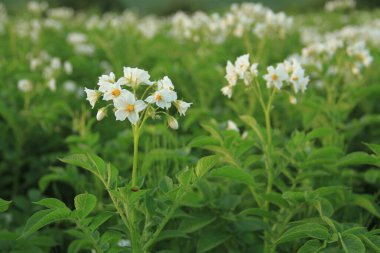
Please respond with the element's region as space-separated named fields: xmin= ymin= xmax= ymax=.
xmin=131 ymin=125 xmax=140 ymax=190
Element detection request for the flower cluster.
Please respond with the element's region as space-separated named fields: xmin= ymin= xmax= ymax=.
xmin=295 ymin=38 xmax=373 ymax=77
xmin=17 ymin=51 xmax=75 ymax=93
xmin=221 ymin=54 xmax=309 ymax=98
xmin=67 ymin=32 xmax=96 ymax=56
xmin=264 ymin=59 xmax=310 ymax=93
xmin=170 ymin=3 xmax=293 ymax=43
xmin=325 ymin=0 xmax=356 ymax=12
xmin=85 ymin=67 xmax=192 ymax=128
xmin=221 ymin=54 xmax=258 ymax=98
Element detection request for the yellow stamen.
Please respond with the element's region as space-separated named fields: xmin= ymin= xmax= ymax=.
xmin=272 ymin=74 xmax=278 ymax=81
xmin=155 ymin=94 xmax=162 ymax=101
xmin=112 ymin=89 xmax=121 ymax=97
xmin=126 ymin=104 xmax=135 ymax=112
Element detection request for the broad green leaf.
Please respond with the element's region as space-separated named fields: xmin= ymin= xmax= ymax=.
xmin=22 ymin=208 xmax=71 ymax=237
xmin=276 ymin=223 xmax=330 ymax=244
xmin=264 ymin=192 xmax=289 ymax=208
xmin=197 ymin=231 xmax=230 ymax=253
xmin=239 ymin=208 xmax=275 ymax=219
xmin=311 ymin=198 xmax=334 ymax=217
xmin=313 ymin=186 xmax=348 ymax=197
xmin=155 ymin=230 xmax=189 ymax=242
xmin=306 ymin=127 xmax=335 ymax=141
xmin=365 ymin=143 xmax=380 ymax=155
xmin=336 ymin=152 xmax=379 ymax=167
xmin=341 ymin=234 xmax=365 ymax=253
xmin=178 ymin=214 xmax=216 ymax=233
xmin=177 ymin=168 xmax=193 ymax=186
xmin=298 ymin=239 xmax=323 ymax=253
xmin=34 ymin=198 xmax=68 ymax=209
xmin=0 ymin=198 xmax=12 ymax=212
xmin=74 ymin=193 xmax=97 ymax=219
xmin=195 ymin=155 xmax=219 ymax=177
xmin=189 ymin=136 xmax=219 ymax=147
xmin=360 ymin=235 xmax=380 ymax=252
xmin=352 ymin=194 xmax=380 ymax=218
xmin=89 ymin=211 xmax=114 ymax=230
xmin=68 ymin=239 xmax=92 ymax=253
xmin=59 ymin=153 xmax=106 ymax=179
xmin=210 ymin=166 xmax=254 ymax=186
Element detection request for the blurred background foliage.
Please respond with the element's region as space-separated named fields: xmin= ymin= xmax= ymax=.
xmin=3 ymin=0 xmax=380 ymax=14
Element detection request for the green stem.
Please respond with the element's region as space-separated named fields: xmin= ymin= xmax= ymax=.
xmin=131 ymin=125 xmax=140 ymax=190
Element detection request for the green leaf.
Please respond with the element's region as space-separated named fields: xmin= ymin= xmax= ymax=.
xmin=276 ymin=223 xmax=330 ymax=244
xmin=68 ymin=239 xmax=92 ymax=253
xmin=311 ymin=198 xmax=334 ymax=217
xmin=155 ymin=230 xmax=189 ymax=242
xmin=34 ymin=198 xmax=68 ymax=209
xmin=306 ymin=127 xmax=335 ymax=141
xmin=22 ymin=208 xmax=71 ymax=237
xmin=0 ymin=198 xmax=12 ymax=212
xmin=189 ymin=136 xmax=219 ymax=147
xmin=352 ymin=194 xmax=380 ymax=218
xmin=365 ymin=143 xmax=380 ymax=155
xmin=210 ymin=166 xmax=254 ymax=186
xmin=195 ymin=155 xmax=219 ymax=177
xmin=264 ymin=192 xmax=289 ymax=208
xmin=59 ymin=153 xmax=106 ymax=179
xmin=178 ymin=214 xmax=216 ymax=233
xmin=298 ymin=239 xmax=323 ymax=253
xmin=74 ymin=193 xmax=97 ymax=219
xmin=197 ymin=231 xmax=230 ymax=253
xmin=336 ymin=152 xmax=379 ymax=167
xmin=341 ymin=234 xmax=365 ymax=253
xmin=239 ymin=208 xmax=275 ymax=219
xmin=89 ymin=211 xmax=114 ymax=230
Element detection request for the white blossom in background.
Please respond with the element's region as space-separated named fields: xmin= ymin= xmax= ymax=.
xmin=226 ymin=120 xmax=239 ymax=132
xmin=18 ymin=79 xmax=33 ymax=93
xmin=28 ymin=1 xmax=48 ymax=14
xmin=325 ymin=0 xmax=356 ymax=12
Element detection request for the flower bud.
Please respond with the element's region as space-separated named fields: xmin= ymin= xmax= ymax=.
xmin=167 ymin=116 xmax=178 ymax=130
xmin=96 ymin=107 xmax=107 ymax=121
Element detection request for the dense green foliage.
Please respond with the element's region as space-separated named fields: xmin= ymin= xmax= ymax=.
xmin=0 ymin=2 xmax=379 ymax=253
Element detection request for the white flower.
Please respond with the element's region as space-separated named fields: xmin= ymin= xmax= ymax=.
xmin=167 ymin=116 xmax=179 ymax=130
xmin=63 ymin=80 xmax=76 ymax=92
xmin=64 ymin=61 xmax=73 ymax=74
xmin=174 ymin=100 xmax=192 ymax=116
xmin=221 ymin=85 xmax=233 ymax=98
xmin=102 ymin=83 xmax=126 ymax=101
xmin=117 ymin=239 xmax=131 ymax=248
xmin=234 ymin=54 xmax=250 ymax=79
xmin=84 ymin=88 xmax=100 ymax=108
xmin=225 ymin=61 xmax=237 ymax=86
xmin=18 ymin=79 xmax=33 ymax=93
xmin=227 ymin=120 xmax=239 ymax=132
xmin=145 ymin=89 xmax=177 ymax=109
xmin=98 ymin=72 xmax=116 ymax=92
xmin=96 ymin=107 xmax=107 ymax=121
xmin=290 ymin=66 xmax=309 ymax=93
xmin=117 ymin=67 xmax=152 ymax=87
xmin=158 ymin=76 xmax=174 ymax=90
xmin=48 ymin=78 xmax=56 ymax=91
xmin=114 ymin=91 xmax=147 ymax=124
xmin=250 ymin=63 xmax=258 ymax=76
xmin=263 ymin=64 xmax=288 ymax=89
